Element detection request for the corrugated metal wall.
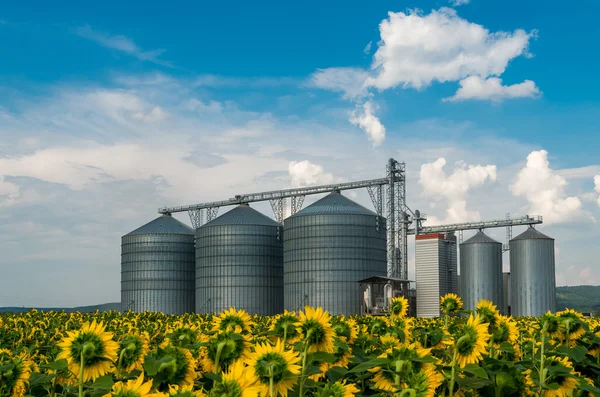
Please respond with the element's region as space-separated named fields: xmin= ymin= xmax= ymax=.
xmin=121 ymin=233 xmax=195 ymax=314
xmin=460 ymin=233 xmax=504 ymax=313
xmin=416 ymin=234 xmax=457 ymax=317
xmin=510 ymin=229 xmax=556 ymax=316
xmin=195 ymin=206 xmax=283 ymax=315
xmin=503 ymin=272 xmax=511 ymax=315
xmin=283 ymin=193 xmax=387 ymax=315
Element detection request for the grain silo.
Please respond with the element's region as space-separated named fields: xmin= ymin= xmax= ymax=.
xmin=460 ymin=231 xmax=504 ymax=313
xmin=510 ymin=227 xmax=556 ymax=316
xmin=283 ymin=191 xmax=387 ymax=315
xmin=195 ymin=204 xmax=283 ymax=315
xmin=121 ymin=214 xmax=195 ymax=314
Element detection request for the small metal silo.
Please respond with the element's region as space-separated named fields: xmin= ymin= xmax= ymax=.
xmin=510 ymin=227 xmax=556 ymax=317
xmin=121 ymin=214 xmax=196 ymax=314
xmin=283 ymin=191 xmax=387 ymax=315
xmin=195 ymin=204 xmax=283 ymax=315
xmin=459 ymin=231 xmax=504 ymax=313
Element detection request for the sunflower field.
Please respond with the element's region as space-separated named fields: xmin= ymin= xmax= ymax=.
xmin=2 ymin=295 xmax=600 ymax=397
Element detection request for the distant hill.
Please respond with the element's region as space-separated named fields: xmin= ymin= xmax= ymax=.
xmin=0 ymin=302 xmax=121 ymax=313
xmin=556 ymin=286 xmax=600 ymax=314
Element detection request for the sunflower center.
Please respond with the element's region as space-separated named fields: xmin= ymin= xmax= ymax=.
xmin=253 ymin=352 xmax=288 ymax=384
xmin=457 ymin=326 xmax=478 ymax=355
xmin=210 ymin=379 xmax=243 ymax=397
xmin=70 ymin=332 xmax=106 ymax=365
xmin=302 ymin=320 xmax=326 ymax=345
xmin=219 ymin=316 xmax=245 ymax=332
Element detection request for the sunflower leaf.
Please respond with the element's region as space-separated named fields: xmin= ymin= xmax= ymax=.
xmin=309 ymin=352 xmax=337 ymax=364
xmin=89 ymin=375 xmax=114 ymax=390
xmin=555 ymin=346 xmax=587 ymax=363
xmin=461 ymin=364 xmax=489 ymax=379
xmin=42 ymin=359 xmax=68 ymax=371
xmin=326 ymin=366 xmax=348 ymax=383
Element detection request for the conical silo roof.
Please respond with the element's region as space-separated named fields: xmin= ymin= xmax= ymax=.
xmin=291 ymin=191 xmax=376 ymax=217
xmin=461 ymin=231 xmax=501 ymax=245
xmin=126 ymin=214 xmax=195 ymax=236
xmin=510 ymin=227 xmax=553 ymax=241
xmin=203 ymin=204 xmax=280 ymax=226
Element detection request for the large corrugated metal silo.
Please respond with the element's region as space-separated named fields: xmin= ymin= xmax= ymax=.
xmin=460 ymin=231 xmax=504 ymax=313
xmin=510 ymin=227 xmax=556 ymax=316
xmin=121 ymin=214 xmax=196 ymax=314
xmin=283 ymin=191 xmax=387 ymax=315
xmin=195 ymin=204 xmax=283 ymax=315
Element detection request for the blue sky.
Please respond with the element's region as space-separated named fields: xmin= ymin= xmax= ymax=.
xmin=1 ymin=0 xmax=599 ymax=306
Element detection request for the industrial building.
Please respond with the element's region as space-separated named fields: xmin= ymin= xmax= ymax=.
xmin=415 ymin=233 xmax=458 ymax=318
xmin=120 ymin=158 xmax=556 ymax=317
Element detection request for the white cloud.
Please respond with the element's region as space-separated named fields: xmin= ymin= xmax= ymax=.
xmin=580 ymin=266 xmax=598 ymax=285
xmin=349 ymin=101 xmax=386 ymax=146
xmin=74 ymin=25 xmax=173 ymax=67
xmin=419 ymin=158 xmax=497 ymax=223
xmin=363 ymin=41 xmax=372 ymax=54
xmin=0 ymin=177 xmax=20 ymax=206
xmin=288 ymin=161 xmax=334 ymax=187
xmin=510 ymin=150 xmax=585 ymax=224
xmin=367 ymin=8 xmax=535 ymax=90
xmin=450 ymin=0 xmax=470 ymax=5
xmin=595 ymin=175 xmax=600 ymax=207
xmin=444 ymin=76 xmax=540 ymax=102
xmin=309 ymin=67 xmax=370 ymax=99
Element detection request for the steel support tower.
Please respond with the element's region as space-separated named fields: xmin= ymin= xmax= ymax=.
xmin=159 ymin=158 xmax=412 ymax=279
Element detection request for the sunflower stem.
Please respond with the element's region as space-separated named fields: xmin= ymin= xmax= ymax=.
xmin=538 ymin=321 xmax=548 ymax=396
xmin=282 ymin=323 xmax=288 ymax=347
xmin=268 ymin=365 xmax=275 ymax=397
xmin=214 ymin=341 xmax=227 ymax=373
xmin=78 ymin=351 xmax=84 ymax=397
xmin=117 ymin=347 xmax=127 ymax=376
xmin=399 ymin=390 xmax=416 ymax=397
xmin=449 ymin=334 xmax=470 ymax=397
xmin=298 ymin=329 xmax=313 ymax=397
xmin=394 ymin=360 xmax=403 ymax=396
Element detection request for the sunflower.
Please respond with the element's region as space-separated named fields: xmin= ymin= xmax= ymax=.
xmin=440 ymin=293 xmax=463 ymax=314
xmin=331 ymin=317 xmax=358 ymax=344
xmin=454 ymin=315 xmax=490 ymax=368
xmin=379 ymin=334 xmax=403 ymax=351
xmin=269 ymin=311 xmax=301 ymax=345
xmin=298 ymin=307 xmax=336 ymax=353
xmin=147 ymin=344 xmax=196 ymax=391
xmin=491 ymin=315 xmax=518 ymax=347
xmin=0 ymin=351 xmax=33 ymax=397
xmin=245 ymin=339 xmax=301 ymax=397
xmin=165 ymin=384 xmax=205 ymax=397
xmin=200 ymin=331 xmax=249 ymax=373
xmin=556 ymin=309 xmax=586 ymax=344
xmin=385 ymin=317 xmax=413 ymax=344
xmin=315 ymin=380 xmax=360 ymax=397
xmin=103 ymin=373 xmax=153 ymax=397
xmin=540 ymin=311 xmax=562 ymax=339
xmin=476 ymin=300 xmax=500 ymax=329
xmin=370 ymin=344 xmax=435 ymax=393
xmin=405 ymin=365 xmax=444 ymax=397
xmin=390 ymin=296 xmax=409 ymax=318
xmin=118 ymin=332 xmax=149 ymax=373
xmin=212 ymin=308 xmax=253 ymax=335
xmin=524 ymin=356 xmax=579 ymax=397
xmin=209 ymin=360 xmax=259 ymax=397
xmin=56 ymin=320 xmax=119 ymax=382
